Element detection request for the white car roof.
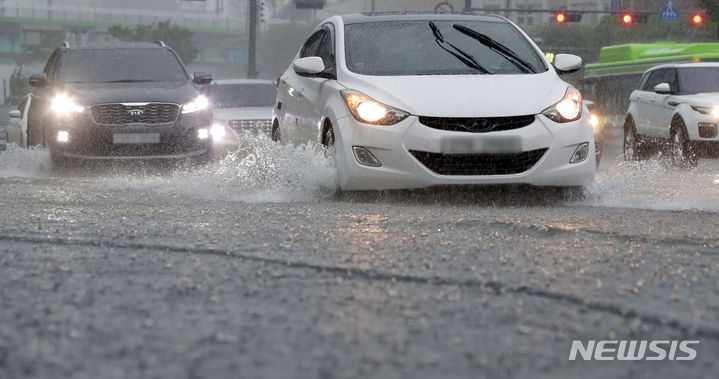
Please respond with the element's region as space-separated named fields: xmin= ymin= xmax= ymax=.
xmin=646 ymin=62 xmax=719 ymax=72
xmin=211 ymin=79 xmax=275 ymax=85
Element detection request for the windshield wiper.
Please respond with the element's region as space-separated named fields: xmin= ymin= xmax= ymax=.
xmin=103 ymin=79 xmax=155 ymax=83
xmin=429 ymin=21 xmax=491 ymax=74
xmin=452 ymin=24 xmax=536 ymax=74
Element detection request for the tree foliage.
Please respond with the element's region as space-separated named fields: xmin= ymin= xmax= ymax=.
xmin=531 ymin=12 xmax=717 ymax=63
xmin=696 ymin=0 xmax=719 ymax=37
xmin=108 ymin=21 xmax=199 ymax=63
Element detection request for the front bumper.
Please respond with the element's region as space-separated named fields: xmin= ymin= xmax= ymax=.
xmin=335 ymin=113 xmax=596 ymax=190
xmin=47 ymin=109 xmax=212 ymax=160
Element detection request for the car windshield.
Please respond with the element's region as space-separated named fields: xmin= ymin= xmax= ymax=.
xmin=344 ymin=19 xmax=547 ymax=76
xmin=208 ymin=83 xmax=277 ymax=108
xmin=58 ymin=49 xmax=188 ymax=83
xmin=679 ymin=67 xmax=719 ymax=94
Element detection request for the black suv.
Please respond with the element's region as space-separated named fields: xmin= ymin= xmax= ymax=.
xmin=27 ymin=42 xmax=213 ymax=166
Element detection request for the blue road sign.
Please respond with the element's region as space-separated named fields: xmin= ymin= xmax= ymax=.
xmin=659 ymin=0 xmax=680 ymax=21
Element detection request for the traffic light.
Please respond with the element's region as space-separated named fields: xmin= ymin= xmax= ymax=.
xmin=554 ymin=12 xmax=582 ymax=23
xmin=691 ymin=14 xmax=704 ymax=25
xmin=620 ymin=13 xmax=648 ymax=24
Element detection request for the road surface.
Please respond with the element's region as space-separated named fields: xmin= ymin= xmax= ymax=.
xmin=0 ymin=132 xmax=718 ymax=378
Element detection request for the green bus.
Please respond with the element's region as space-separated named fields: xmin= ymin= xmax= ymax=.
xmin=581 ymin=41 xmax=719 ymax=115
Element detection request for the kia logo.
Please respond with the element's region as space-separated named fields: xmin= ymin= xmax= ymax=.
xmin=128 ymin=109 xmax=144 ymax=117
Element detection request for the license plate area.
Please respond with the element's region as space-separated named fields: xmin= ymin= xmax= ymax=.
xmin=112 ymin=133 xmax=160 ymax=144
xmin=440 ymin=135 xmax=522 ymax=154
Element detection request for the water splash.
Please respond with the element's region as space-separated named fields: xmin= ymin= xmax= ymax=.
xmin=0 ymin=144 xmax=52 ymax=178
xmin=98 ymin=135 xmax=338 ymax=203
xmin=580 ymin=154 xmax=719 ymax=212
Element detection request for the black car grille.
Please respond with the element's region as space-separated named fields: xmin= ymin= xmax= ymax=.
xmin=410 ymin=148 xmax=548 ymax=176
xmin=418 ymin=115 xmax=535 ymax=133
xmin=90 ymin=103 xmax=180 ymax=125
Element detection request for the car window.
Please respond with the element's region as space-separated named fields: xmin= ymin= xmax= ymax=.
xmin=315 ymin=26 xmax=335 ymax=70
xmin=17 ymin=96 xmax=28 ymax=117
xmin=208 ymin=83 xmax=277 ymax=108
xmin=660 ymin=68 xmax=678 ymax=92
xmin=300 ymin=29 xmax=326 ymax=58
xmin=678 ymin=67 xmax=719 ymax=94
xmin=57 ymin=49 xmax=188 ymax=83
xmin=641 ymin=69 xmax=664 ymax=91
xmin=344 ymin=19 xmax=547 ymax=76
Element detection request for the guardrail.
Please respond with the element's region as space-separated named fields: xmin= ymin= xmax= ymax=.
xmin=0 ymin=1 xmax=247 ymax=32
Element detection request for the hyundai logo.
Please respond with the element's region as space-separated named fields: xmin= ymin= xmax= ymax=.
xmin=128 ymin=109 xmax=144 ymax=117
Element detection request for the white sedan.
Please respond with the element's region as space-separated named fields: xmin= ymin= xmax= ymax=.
xmin=274 ymin=13 xmax=596 ymax=190
xmin=624 ymin=63 xmax=719 ymax=166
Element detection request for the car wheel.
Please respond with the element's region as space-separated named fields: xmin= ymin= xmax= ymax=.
xmin=670 ymin=117 xmax=698 ymax=168
xmin=623 ymin=117 xmax=643 ymax=161
xmin=271 ymin=121 xmax=281 ymax=142
xmin=322 ymin=124 xmax=335 ymax=148
xmin=27 ymin=122 xmax=41 ymax=147
xmin=322 ymin=122 xmax=335 ymax=157
xmin=50 ymin=148 xmax=71 ymax=169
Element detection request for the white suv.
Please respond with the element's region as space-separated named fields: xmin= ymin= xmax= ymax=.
xmin=624 ymin=63 xmax=719 ymax=166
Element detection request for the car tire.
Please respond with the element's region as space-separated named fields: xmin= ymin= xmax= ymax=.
xmin=623 ymin=117 xmax=644 ymax=161
xmin=50 ymin=148 xmax=71 ymax=169
xmin=322 ymin=123 xmax=335 ymax=148
xmin=271 ymin=121 xmax=281 ymax=142
xmin=669 ymin=116 xmax=698 ymax=168
xmin=27 ymin=121 xmax=42 ymax=147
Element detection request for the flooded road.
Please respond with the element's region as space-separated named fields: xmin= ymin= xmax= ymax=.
xmin=1 ymin=133 xmax=718 ymax=378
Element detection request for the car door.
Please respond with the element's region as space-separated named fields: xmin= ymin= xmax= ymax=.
xmin=7 ymin=95 xmax=31 ymax=147
xmin=295 ymin=24 xmax=337 ymax=144
xmin=648 ymin=68 xmax=679 ymax=138
xmin=279 ymin=29 xmax=325 ymax=144
xmin=631 ymin=69 xmax=662 ymax=137
xmin=26 ymin=50 xmax=60 ymax=146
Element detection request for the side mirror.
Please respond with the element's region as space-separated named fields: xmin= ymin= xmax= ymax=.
xmin=554 ymin=54 xmax=583 ymax=74
xmin=293 ymin=57 xmax=326 ymax=76
xmin=8 ymin=110 xmax=21 ymax=119
xmin=193 ymin=72 xmax=213 ymax=85
xmin=654 ymin=83 xmax=672 ymax=95
xmin=28 ymin=73 xmax=48 ymax=88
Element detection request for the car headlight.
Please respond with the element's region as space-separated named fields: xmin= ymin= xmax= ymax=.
xmin=589 ymin=113 xmax=600 ymax=129
xmin=340 ymin=90 xmax=409 ymax=125
xmin=182 ymin=95 xmax=209 ymax=114
xmin=542 ymin=87 xmax=582 ymax=123
xmin=52 ymin=94 xmax=84 ymax=116
xmin=691 ymin=105 xmax=719 ymax=117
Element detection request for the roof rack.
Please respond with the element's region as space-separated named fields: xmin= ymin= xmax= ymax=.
xmin=154 ymin=40 xmax=167 ymax=48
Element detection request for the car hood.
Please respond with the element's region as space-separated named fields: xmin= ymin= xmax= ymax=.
xmin=213 ymin=107 xmax=273 ymax=121
xmin=338 ymin=71 xmax=569 ymax=117
xmin=57 ymin=81 xmax=200 ymax=106
xmin=677 ymin=92 xmax=719 ymax=106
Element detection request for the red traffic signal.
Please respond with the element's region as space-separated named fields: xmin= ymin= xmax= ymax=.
xmin=620 ymin=13 xmax=647 ymax=24
xmin=622 ymin=13 xmax=634 ymax=24
xmin=554 ymin=11 xmax=582 ymax=23
xmin=692 ymin=14 xmax=704 ymax=25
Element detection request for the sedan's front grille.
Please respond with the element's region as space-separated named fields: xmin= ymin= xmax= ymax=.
xmin=410 ymin=148 xmax=548 ymax=176
xmin=90 ymin=103 xmax=180 ymax=125
xmin=228 ymin=119 xmax=272 ymax=130
xmin=419 ymin=115 xmax=535 ymax=133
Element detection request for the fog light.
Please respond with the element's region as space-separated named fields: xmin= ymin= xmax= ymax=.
xmin=698 ymin=123 xmax=717 ymax=138
xmin=57 ymin=131 xmax=69 ymax=143
xmin=198 ymin=128 xmax=210 ymax=140
xmin=570 ymin=142 xmax=589 ymax=164
xmin=210 ymin=123 xmax=226 ymax=139
xmin=352 ymin=146 xmax=381 ymax=167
